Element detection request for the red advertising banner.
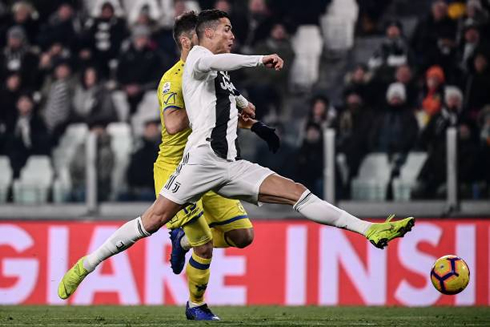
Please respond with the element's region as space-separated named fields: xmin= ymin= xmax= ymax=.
xmin=0 ymin=219 xmax=488 ymax=306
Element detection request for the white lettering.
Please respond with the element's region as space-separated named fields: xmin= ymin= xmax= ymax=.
xmin=285 ymin=225 xmax=307 ymax=305
xmin=207 ymin=249 xmax=246 ymax=305
xmin=0 ymin=225 xmax=38 ymax=304
xmin=319 ymin=227 xmax=387 ymax=305
xmin=395 ymin=223 xmax=441 ymax=306
xmin=47 ymin=226 xmax=69 ymax=305
xmin=145 ymin=230 xmax=188 ymax=305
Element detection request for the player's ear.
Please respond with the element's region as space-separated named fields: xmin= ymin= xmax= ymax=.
xmin=204 ymin=27 xmax=214 ymax=39
xmin=180 ymin=36 xmax=191 ymax=50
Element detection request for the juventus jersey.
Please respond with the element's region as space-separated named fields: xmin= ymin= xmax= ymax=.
xmin=182 ymin=46 xmax=263 ymax=161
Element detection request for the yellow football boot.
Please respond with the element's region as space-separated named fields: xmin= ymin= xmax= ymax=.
xmin=365 ymin=215 xmax=415 ymax=249
xmin=58 ymin=256 xmax=90 ymax=299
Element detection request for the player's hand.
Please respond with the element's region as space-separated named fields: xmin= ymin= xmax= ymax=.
xmin=241 ymin=101 xmax=256 ymax=118
xmin=238 ymin=113 xmax=256 ymax=129
xmin=251 ymin=121 xmax=281 ymax=153
xmin=262 ymin=54 xmax=284 ymax=71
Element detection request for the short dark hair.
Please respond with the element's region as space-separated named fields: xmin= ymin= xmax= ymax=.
xmin=196 ymin=9 xmax=229 ymax=40
xmin=173 ymin=11 xmax=198 ymax=50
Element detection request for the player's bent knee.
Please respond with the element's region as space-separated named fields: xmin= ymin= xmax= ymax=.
xmin=193 ymin=240 xmax=213 ymax=259
xmin=226 ymin=228 xmax=254 ymax=248
xmin=292 ymin=182 xmax=308 ymax=199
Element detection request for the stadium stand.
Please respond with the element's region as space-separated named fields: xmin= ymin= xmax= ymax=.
xmin=0 ymin=0 xmax=488 ymax=208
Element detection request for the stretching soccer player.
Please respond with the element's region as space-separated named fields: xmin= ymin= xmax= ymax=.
xmin=153 ymin=11 xmax=278 ymax=320
xmin=58 ymin=9 xmax=415 ymax=319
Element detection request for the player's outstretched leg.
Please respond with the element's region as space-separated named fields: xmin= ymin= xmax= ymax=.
xmin=365 ymin=214 xmax=415 ymax=249
xmin=58 ymin=216 xmax=151 ymax=299
xmin=58 ymin=196 xmax=181 ymax=299
xmin=258 ymin=174 xmax=415 ymax=249
xmin=169 ymin=227 xmax=190 ymax=274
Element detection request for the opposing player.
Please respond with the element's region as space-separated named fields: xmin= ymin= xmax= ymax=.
xmin=153 ymin=11 xmax=278 ymax=320
xmin=58 ymin=9 xmax=415 ymax=319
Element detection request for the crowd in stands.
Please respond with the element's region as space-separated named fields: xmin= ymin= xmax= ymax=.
xmin=0 ymin=0 xmax=489 ymax=203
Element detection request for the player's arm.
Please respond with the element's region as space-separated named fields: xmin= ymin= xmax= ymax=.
xmin=164 ymin=106 xmax=189 ymax=135
xmin=160 ymin=79 xmax=189 ymax=135
xmin=195 ymin=53 xmax=283 ymax=74
xmin=236 ymin=99 xmax=280 ymax=153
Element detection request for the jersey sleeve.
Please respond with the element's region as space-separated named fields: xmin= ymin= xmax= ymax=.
xmin=194 ymin=53 xmax=264 ymax=74
xmin=159 ymin=76 xmax=185 ymax=112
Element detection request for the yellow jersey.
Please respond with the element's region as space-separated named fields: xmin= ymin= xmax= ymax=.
xmin=155 ymin=60 xmax=191 ymax=167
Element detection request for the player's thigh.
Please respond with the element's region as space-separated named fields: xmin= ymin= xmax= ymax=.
xmin=217 ymin=160 xmax=274 ymax=205
xmin=201 ymin=191 xmax=252 ymax=233
xmin=182 ymin=213 xmax=213 ymax=247
xmin=154 ymin=163 xmax=173 ymax=198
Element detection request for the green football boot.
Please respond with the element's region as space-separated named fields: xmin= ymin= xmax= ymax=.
xmin=365 ymin=215 xmax=415 ymax=249
xmin=58 ymin=256 xmax=90 ymax=299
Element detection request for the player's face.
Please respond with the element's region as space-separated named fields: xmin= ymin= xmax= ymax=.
xmin=213 ymin=17 xmax=234 ymax=53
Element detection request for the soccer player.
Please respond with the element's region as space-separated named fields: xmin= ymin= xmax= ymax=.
xmin=153 ymin=11 xmax=278 ymax=320
xmin=58 ymin=9 xmax=415 ymax=319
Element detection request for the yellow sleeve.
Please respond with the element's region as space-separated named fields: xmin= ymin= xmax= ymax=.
xmin=159 ymin=76 xmax=185 ymax=112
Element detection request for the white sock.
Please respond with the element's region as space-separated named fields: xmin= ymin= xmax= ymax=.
xmin=180 ymin=235 xmax=191 ymax=251
xmin=293 ymin=190 xmax=372 ymax=236
xmin=83 ymin=217 xmax=151 ymax=272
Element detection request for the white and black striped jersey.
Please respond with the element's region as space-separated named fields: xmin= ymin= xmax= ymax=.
xmin=182 ymin=45 xmax=263 ymax=161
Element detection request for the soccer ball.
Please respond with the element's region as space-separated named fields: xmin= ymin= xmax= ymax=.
xmin=430 ymin=255 xmax=470 ymax=295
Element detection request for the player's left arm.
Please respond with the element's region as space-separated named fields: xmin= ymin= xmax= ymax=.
xmin=236 ymin=99 xmax=280 ymax=153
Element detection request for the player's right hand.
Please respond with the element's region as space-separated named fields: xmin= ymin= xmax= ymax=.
xmin=242 ymin=101 xmax=256 ymax=118
xmin=262 ymin=54 xmax=284 ymax=71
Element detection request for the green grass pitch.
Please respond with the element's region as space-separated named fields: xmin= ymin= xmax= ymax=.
xmin=1 ymin=306 xmax=489 ymax=326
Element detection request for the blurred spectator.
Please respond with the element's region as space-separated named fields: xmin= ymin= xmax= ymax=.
xmin=457 ymin=22 xmax=488 ymax=74
xmin=343 ymin=64 xmax=375 ymax=107
xmin=334 ymin=91 xmax=375 ymax=186
xmin=464 ymin=52 xmax=490 ymax=121
xmin=70 ymin=119 xmax=114 ymax=202
xmin=244 ymin=23 xmax=294 ymax=120
xmin=1 ymin=1 xmax=39 ymax=47
xmin=71 ymin=66 xmax=117 ymax=124
xmin=298 ymin=95 xmax=336 ymax=144
xmin=37 ymin=3 xmax=79 ymax=53
xmin=268 ymin=0 xmax=330 ymax=27
xmin=0 ymin=26 xmax=40 ymax=89
xmin=369 ymin=83 xmax=418 ymax=158
xmin=394 ymin=64 xmax=419 ymax=109
xmin=38 ymin=42 xmax=72 ymax=83
xmin=295 ymin=122 xmax=324 ymax=197
xmin=83 ymin=1 xmax=128 ymax=77
xmin=368 ymin=20 xmax=413 ymax=82
xmin=422 ymin=65 xmax=445 ymax=118
xmin=461 ymin=0 xmax=490 ymax=34
xmin=411 ymin=0 xmax=457 ymax=69
xmin=116 ymin=25 xmax=164 ymax=116
xmin=355 ymin=0 xmax=392 ymax=35
xmin=0 ymin=73 xmax=23 ymax=131
xmin=126 ymin=120 xmax=160 ymax=201
xmin=4 ymin=93 xmax=51 ymax=178
xmin=477 ymin=106 xmax=490 ymax=194
xmin=241 ymin=0 xmax=274 ymax=52
xmin=41 ymin=59 xmax=76 ymax=144
xmin=415 ymin=86 xmax=479 ymax=198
